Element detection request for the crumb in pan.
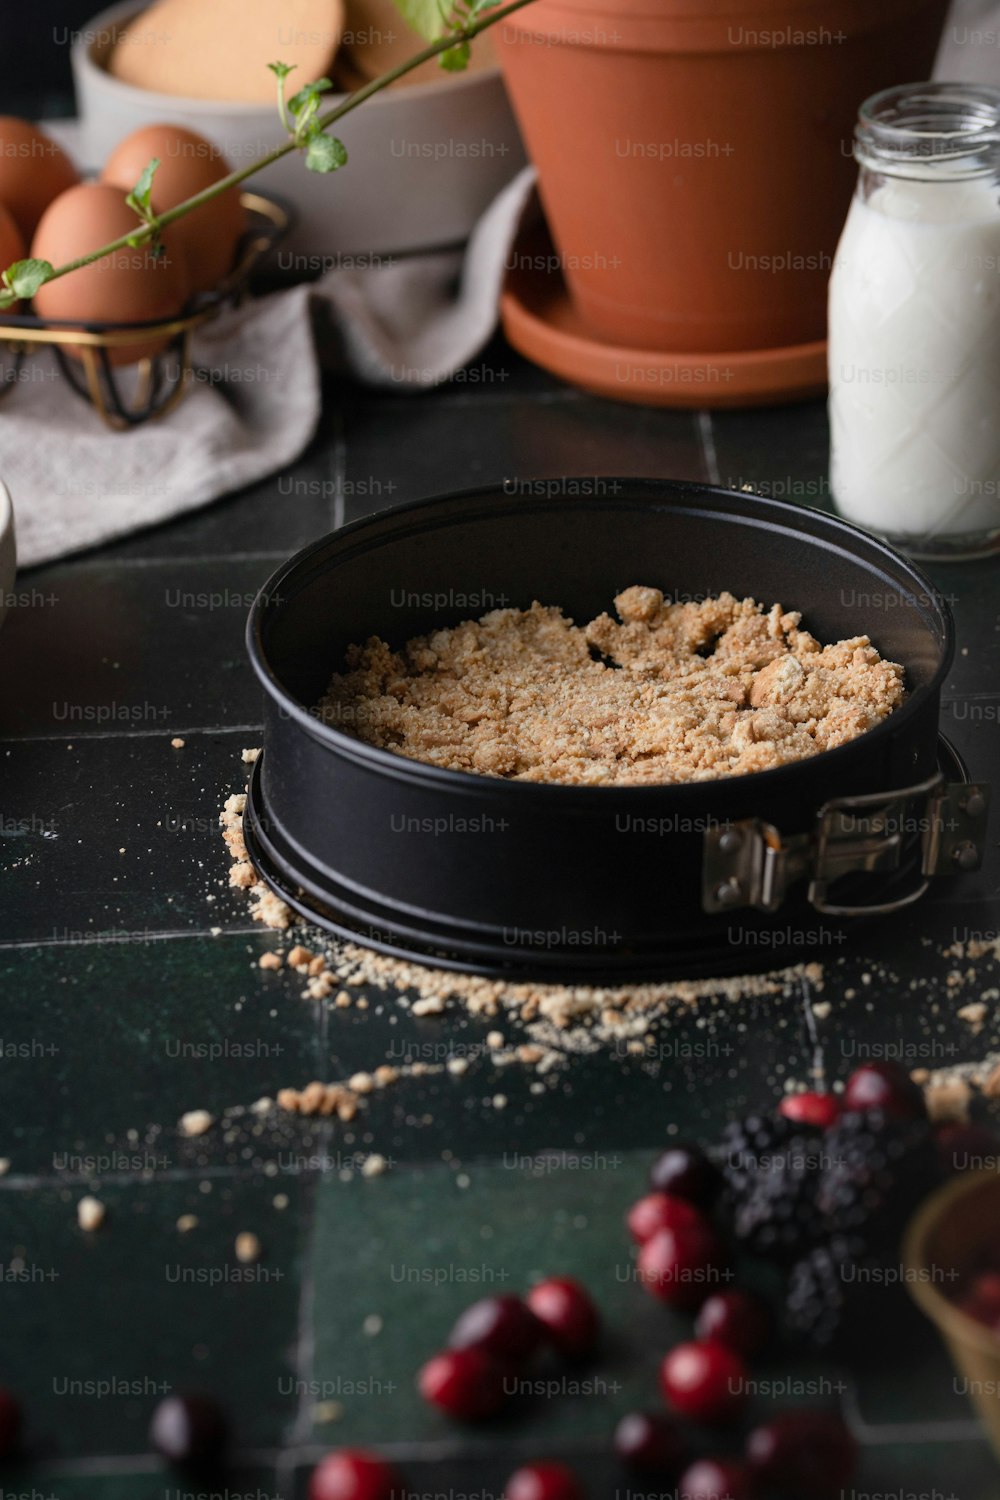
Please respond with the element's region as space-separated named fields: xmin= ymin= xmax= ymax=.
xmin=317 ymin=587 xmax=905 ymax=786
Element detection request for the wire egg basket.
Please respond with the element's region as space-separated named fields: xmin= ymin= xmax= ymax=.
xmin=0 ymin=192 xmax=290 ymax=432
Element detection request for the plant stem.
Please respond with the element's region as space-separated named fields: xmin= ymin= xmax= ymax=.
xmin=4 ymin=0 xmax=536 ymax=301
xmin=275 ymin=71 xmax=293 ymax=135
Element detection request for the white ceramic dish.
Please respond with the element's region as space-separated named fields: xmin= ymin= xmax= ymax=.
xmin=71 ymin=0 xmax=526 ymax=259
xmin=0 ymin=481 xmax=16 ymax=634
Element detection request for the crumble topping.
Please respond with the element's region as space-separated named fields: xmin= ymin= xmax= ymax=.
xmin=317 ymin=588 xmax=905 ymax=785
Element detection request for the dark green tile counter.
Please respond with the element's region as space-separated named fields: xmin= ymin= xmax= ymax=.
xmin=1 ymin=358 xmax=998 ymax=1495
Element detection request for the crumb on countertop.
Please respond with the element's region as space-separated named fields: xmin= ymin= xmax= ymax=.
xmin=179 ymin=1109 xmax=215 ymax=1139
xmin=77 ymin=1196 xmax=105 ymax=1232
xmin=235 ymin=1232 xmax=262 ymax=1264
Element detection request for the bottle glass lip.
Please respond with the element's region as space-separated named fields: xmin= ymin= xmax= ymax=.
xmin=855 ymin=81 xmax=1000 ymax=178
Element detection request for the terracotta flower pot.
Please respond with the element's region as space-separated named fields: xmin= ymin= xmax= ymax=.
xmin=496 ymin=0 xmax=950 ymax=354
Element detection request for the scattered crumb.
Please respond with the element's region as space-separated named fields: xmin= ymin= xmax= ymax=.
xmin=958 ymin=1001 xmax=988 ymax=1035
xmin=277 ymin=1081 xmax=360 ymax=1121
xmin=411 ymin=995 xmax=446 ymax=1017
xmin=313 ymin=1400 xmax=344 ymax=1424
xmin=77 ymin=1196 xmax=105 ymax=1232
xmin=235 ymin=1232 xmax=262 ymax=1264
xmin=219 ymin=792 xmax=292 ymax=930
xmin=0 ymin=1159 xmax=10 ymax=1177
xmin=361 ymin=1153 xmax=388 ymax=1178
xmin=229 ymin=860 xmax=256 ymax=890
xmin=273 ymin=1194 xmax=289 ymax=1211
xmin=241 ymin=747 xmax=261 ymax=764
xmin=924 ymin=1077 xmax=972 ymax=1124
xmin=362 ymin=1314 xmax=383 ymax=1336
xmin=179 ymin=1110 xmax=215 ymax=1138
xmin=811 ymin=1001 xmax=831 ymax=1021
xmin=176 ymin=1214 xmax=199 ymax=1233
xmin=170 ymin=737 xmax=185 ymax=749
xmin=258 ymin=952 xmax=283 ymax=971
xmin=486 ymin=1030 xmax=505 ymax=1049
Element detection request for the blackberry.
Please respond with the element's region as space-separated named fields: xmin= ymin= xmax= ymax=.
xmin=716 ymin=1114 xmax=825 ymax=1261
xmin=784 ymin=1237 xmax=870 ymax=1353
xmin=817 ymin=1109 xmax=941 ymax=1251
xmin=785 ymin=1237 xmax=916 ymax=1357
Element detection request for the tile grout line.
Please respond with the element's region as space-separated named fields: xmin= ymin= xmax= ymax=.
xmin=284 ymin=1174 xmax=323 ymax=1462
xmin=697 ymin=410 xmax=722 ymax=485
xmin=26 ymin=1415 xmax=990 ymax=1480
xmin=0 ymin=723 xmax=263 ymax=746
xmin=0 ymin=925 xmax=262 ymax=953
xmin=283 ymin=988 xmax=337 ymax=1454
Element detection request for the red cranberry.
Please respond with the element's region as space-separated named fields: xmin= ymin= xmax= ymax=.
xmin=843 ymin=1061 xmax=926 ymax=1120
xmin=525 ymin=1277 xmax=599 ymax=1359
xmin=959 ymin=1270 xmax=1000 ymax=1326
xmin=149 ymin=1394 xmax=227 ymax=1467
xmin=613 ymin=1409 xmax=688 ymax=1474
xmin=659 ymin=1340 xmax=747 ymax=1424
xmin=779 ymin=1091 xmax=841 ymax=1129
xmin=310 ymin=1450 xmax=400 ymax=1500
xmin=628 ymin=1192 xmax=708 ymax=1244
xmin=0 ymin=1390 xmax=21 ymax=1458
xmin=417 ymin=1347 xmax=506 ymax=1421
xmin=694 ymin=1289 xmax=772 ymax=1358
xmin=678 ymin=1458 xmax=754 ymax=1499
xmin=936 ymin=1122 xmax=1000 ymax=1174
xmin=638 ymin=1224 xmax=728 ymax=1310
xmin=504 ymin=1462 xmax=584 ymax=1500
xmin=448 ymin=1294 xmax=544 ymax=1363
xmin=746 ymin=1410 xmax=858 ymax=1497
xmin=650 ymin=1143 xmax=722 ymax=1207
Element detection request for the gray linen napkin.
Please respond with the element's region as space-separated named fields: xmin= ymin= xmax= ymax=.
xmin=0 ymin=165 xmax=538 ymax=569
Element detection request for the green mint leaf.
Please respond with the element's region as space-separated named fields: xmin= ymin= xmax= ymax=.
xmin=288 ymin=78 xmax=333 ymax=115
xmin=268 ymin=61 xmax=296 ymax=79
xmin=305 ymin=134 xmax=348 ymax=173
xmin=392 ymin=0 xmax=452 ymax=41
xmin=440 ymin=39 xmax=470 ymax=67
xmin=469 ymin=0 xmax=503 ymax=14
xmin=2 ymin=258 xmax=54 ymax=299
xmin=125 ymin=156 xmax=160 ymax=221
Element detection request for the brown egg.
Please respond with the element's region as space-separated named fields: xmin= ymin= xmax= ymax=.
xmin=101 ymin=124 xmax=245 ymax=294
xmin=31 ymin=183 xmax=190 ymax=365
xmin=0 ymin=117 xmax=80 ymax=240
xmin=0 ymin=201 xmax=27 ymax=314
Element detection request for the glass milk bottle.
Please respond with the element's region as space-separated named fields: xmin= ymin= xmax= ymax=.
xmin=829 ymin=84 xmax=1000 ymax=559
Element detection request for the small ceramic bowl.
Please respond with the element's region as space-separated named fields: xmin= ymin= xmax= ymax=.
xmin=71 ymin=0 xmax=526 ymax=259
xmin=904 ymin=1171 xmax=1000 ymax=1459
xmin=0 ymin=481 xmax=16 ymax=633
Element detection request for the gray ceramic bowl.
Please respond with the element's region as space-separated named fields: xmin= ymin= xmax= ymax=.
xmin=71 ymin=0 xmax=527 ymax=258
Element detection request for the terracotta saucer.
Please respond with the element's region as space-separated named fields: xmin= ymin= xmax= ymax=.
xmin=500 ymin=225 xmax=829 ymax=410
